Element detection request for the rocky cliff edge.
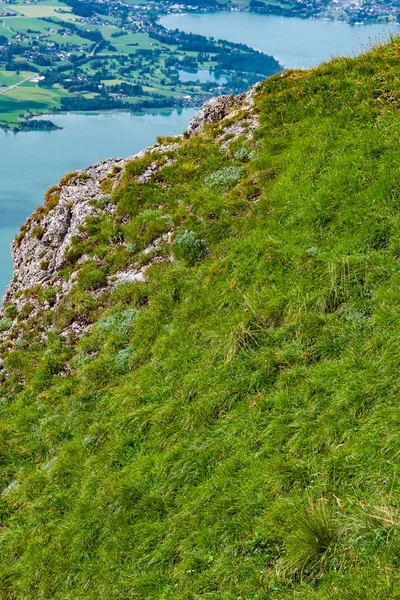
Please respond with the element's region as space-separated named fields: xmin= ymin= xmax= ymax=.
xmin=0 ymin=85 xmax=261 ymax=352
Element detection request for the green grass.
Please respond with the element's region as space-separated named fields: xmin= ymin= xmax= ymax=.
xmin=2 ymin=39 xmax=400 ymax=599
xmin=101 ymin=31 xmax=168 ymax=53
xmin=11 ymin=4 xmax=71 ymax=18
xmin=0 ymin=95 xmax=48 ymax=123
xmin=0 ymin=21 xmax=15 ymax=40
xmin=0 ymin=85 xmax=66 ymax=126
xmin=46 ymin=32 xmax=92 ymax=46
xmin=2 ymin=16 xmax=52 ymax=34
xmin=0 ymin=70 xmax=35 ymax=86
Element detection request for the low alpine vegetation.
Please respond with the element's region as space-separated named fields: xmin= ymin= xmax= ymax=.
xmin=172 ymin=230 xmax=207 ymax=265
xmin=204 ymin=165 xmax=245 ymax=189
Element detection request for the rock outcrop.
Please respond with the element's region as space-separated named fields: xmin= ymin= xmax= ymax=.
xmin=187 ymin=94 xmax=239 ymax=135
xmin=187 ymin=83 xmax=260 ymax=136
xmin=0 ymin=85 xmax=261 ymax=348
xmin=3 ymin=158 xmax=126 ymax=305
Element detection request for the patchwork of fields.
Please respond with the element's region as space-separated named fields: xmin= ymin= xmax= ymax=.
xmin=0 ymin=0 xmax=282 ymax=130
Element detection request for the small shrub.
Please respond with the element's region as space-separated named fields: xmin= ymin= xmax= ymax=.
xmin=172 ymin=230 xmax=207 ymax=266
xmin=125 ymin=154 xmax=154 ymax=178
xmin=204 ymin=165 xmax=244 ymax=190
xmin=115 ymin=347 xmax=133 ymax=373
xmin=96 ymin=194 xmax=111 ymax=208
xmin=77 ymin=263 xmax=107 ymax=291
xmin=14 ymin=232 xmax=25 ymax=248
xmin=0 ymin=318 xmax=13 ymax=332
xmin=15 ymin=222 xmax=30 ymax=247
xmin=124 ymin=210 xmax=172 ymax=249
xmin=60 ymin=171 xmax=78 ymax=186
xmin=3 ymin=305 xmax=17 ymax=319
xmin=70 ymin=292 xmax=97 ymax=319
xmin=100 ymin=178 xmax=113 ymax=194
xmin=157 ymin=134 xmax=177 ymax=145
xmin=97 ymin=308 xmax=137 ymax=337
xmin=66 ymin=240 xmax=89 ymax=266
xmin=31 ymin=225 xmax=45 ymax=240
xmin=18 ymin=302 xmax=34 ymax=319
xmin=126 ymin=243 xmax=137 ymax=253
xmin=69 ymin=351 xmax=94 ymax=370
xmin=234 ymin=147 xmax=255 ymax=161
xmin=111 ymin=281 xmax=150 ymax=307
xmin=281 ymin=504 xmax=342 ymax=582
xmin=43 ymin=185 xmax=61 ymax=214
xmin=306 ymin=246 xmax=323 ymax=256
xmin=38 ymin=286 xmax=57 ymax=304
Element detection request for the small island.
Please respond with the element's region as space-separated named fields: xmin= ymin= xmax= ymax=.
xmin=15 ymin=119 xmax=62 ymax=132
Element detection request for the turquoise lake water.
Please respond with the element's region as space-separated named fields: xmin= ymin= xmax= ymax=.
xmin=179 ymin=69 xmax=228 ymax=84
xmin=160 ymin=12 xmax=399 ymax=69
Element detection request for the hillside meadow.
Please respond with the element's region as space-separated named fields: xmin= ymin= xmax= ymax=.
xmin=1 ymin=39 xmax=400 ymax=599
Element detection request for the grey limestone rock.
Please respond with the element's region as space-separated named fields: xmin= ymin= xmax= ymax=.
xmin=3 ymin=157 xmax=127 ymax=305
xmin=0 ymin=84 xmax=262 ymax=348
xmin=186 ymin=83 xmax=261 ymax=136
xmin=187 ymin=94 xmax=239 ymax=135
xmin=1 ymin=142 xmax=181 ymax=309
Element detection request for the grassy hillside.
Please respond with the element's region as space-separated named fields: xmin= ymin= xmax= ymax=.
xmin=1 ymin=38 xmax=400 ymax=599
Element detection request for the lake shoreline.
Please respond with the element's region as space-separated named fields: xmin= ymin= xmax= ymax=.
xmin=160 ymin=13 xmax=399 ymax=70
xmin=0 ymin=107 xmax=194 ymax=134
xmin=161 ymin=8 xmax=397 ymax=27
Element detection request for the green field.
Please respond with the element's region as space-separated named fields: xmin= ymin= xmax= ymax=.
xmin=2 ymin=16 xmax=53 ymax=34
xmin=11 ymin=4 xmax=71 ymax=17
xmin=0 ymin=95 xmax=49 ymax=122
xmin=46 ymin=32 xmax=91 ymax=46
xmin=102 ymin=30 xmax=169 ymax=52
xmin=0 ymin=84 xmax=65 ymax=125
xmin=0 ymin=19 xmax=15 ymax=39
xmin=0 ymin=70 xmax=33 ymax=86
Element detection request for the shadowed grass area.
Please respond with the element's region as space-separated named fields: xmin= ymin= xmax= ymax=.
xmin=0 ymin=86 xmax=65 ymax=126
xmin=1 ymin=39 xmax=400 ymax=598
xmin=0 ymin=96 xmax=48 ymax=112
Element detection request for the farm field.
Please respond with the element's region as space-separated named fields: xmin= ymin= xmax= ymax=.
xmin=0 ymin=0 xmax=282 ymax=130
xmin=0 ymin=70 xmax=34 ymax=86
xmin=9 ymin=4 xmax=72 ymax=17
xmin=0 ymin=85 xmax=66 ymax=128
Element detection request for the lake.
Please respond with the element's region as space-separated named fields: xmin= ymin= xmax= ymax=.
xmin=160 ymin=12 xmax=399 ymax=69
xmin=179 ymin=69 xmax=228 ymax=84
xmin=0 ymin=109 xmax=195 ymax=299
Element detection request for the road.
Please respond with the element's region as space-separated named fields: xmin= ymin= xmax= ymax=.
xmin=1 ymin=19 xmax=13 ymax=33
xmin=0 ymin=75 xmax=35 ymax=96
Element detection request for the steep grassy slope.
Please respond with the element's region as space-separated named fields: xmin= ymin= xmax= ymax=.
xmin=1 ymin=39 xmax=400 ymax=599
